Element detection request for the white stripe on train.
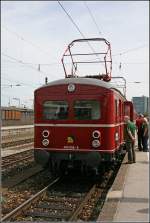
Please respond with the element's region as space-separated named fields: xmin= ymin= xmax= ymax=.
xmin=35 ymin=123 xmax=124 ymax=128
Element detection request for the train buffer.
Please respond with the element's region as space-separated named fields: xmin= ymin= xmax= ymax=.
xmin=97 ymin=149 xmax=149 ymax=222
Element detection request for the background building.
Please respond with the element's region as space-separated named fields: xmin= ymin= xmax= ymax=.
xmin=1 ymin=106 xmax=34 ymax=126
xmin=132 ymin=96 xmax=149 ymax=115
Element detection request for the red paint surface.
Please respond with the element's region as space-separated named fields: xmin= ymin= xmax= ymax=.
xmin=34 ymin=83 xmax=130 ymax=153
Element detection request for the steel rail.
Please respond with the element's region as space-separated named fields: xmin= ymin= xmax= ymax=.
xmin=1 ymin=177 xmax=60 ymax=222
xmin=2 ymin=155 xmax=34 ymax=169
xmin=69 ymin=184 xmax=97 ymax=221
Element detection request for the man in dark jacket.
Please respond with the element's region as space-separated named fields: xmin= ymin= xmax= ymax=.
xmin=136 ymin=114 xmax=144 ymax=151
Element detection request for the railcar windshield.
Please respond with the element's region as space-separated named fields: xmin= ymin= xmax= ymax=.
xmin=43 ymin=101 xmax=68 ymax=120
xmin=74 ymin=100 xmax=100 ymax=120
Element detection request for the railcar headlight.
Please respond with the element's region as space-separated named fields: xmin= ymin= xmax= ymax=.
xmin=92 ymin=139 xmax=100 ymax=148
xmin=92 ymin=130 xmax=100 ymax=139
xmin=42 ymin=130 xmax=49 ymax=138
xmin=42 ymin=139 xmax=49 ymax=146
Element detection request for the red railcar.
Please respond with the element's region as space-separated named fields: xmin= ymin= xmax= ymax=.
xmin=34 ymin=78 xmax=134 ymax=174
xmin=34 ymin=38 xmax=134 ymax=175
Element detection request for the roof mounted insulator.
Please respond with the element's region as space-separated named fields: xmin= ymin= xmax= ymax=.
xmin=45 ymin=77 xmax=48 ymax=85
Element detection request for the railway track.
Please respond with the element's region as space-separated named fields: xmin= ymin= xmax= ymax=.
xmin=2 ymin=169 xmax=53 ymax=217
xmin=2 ymin=138 xmax=33 ymax=148
xmin=2 ymin=126 xmax=34 ymax=148
xmin=2 ymin=142 xmax=33 ymax=158
xmin=2 ymin=157 xmax=123 ymax=222
xmin=2 ymin=149 xmax=34 ymax=172
xmin=2 ymin=148 xmax=37 ymax=184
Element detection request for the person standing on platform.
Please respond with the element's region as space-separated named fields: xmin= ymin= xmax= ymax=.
xmin=136 ymin=114 xmax=144 ymax=151
xmin=124 ymin=116 xmax=136 ymax=164
xmin=141 ymin=117 xmax=149 ymax=152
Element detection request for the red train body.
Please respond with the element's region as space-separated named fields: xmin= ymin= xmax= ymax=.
xmin=34 ymin=38 xmax=135 ymax=175
xmin=34 ymin=78 xmax=134 ymax=174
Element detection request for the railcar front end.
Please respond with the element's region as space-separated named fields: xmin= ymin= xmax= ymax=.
xmin=34 ymin=78 xmax=126 ymax=174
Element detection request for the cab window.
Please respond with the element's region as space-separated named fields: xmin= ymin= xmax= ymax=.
xmin=43 ymin=101 xmax=68 ymax=120
xmin=74 ymin=100 xmax=100 ymax=120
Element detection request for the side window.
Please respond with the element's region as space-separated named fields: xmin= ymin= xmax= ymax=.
xmin=43 ymin=101 xmax=68 ymax=120
xmin=74 ymin=100 xmax=100 ymax=120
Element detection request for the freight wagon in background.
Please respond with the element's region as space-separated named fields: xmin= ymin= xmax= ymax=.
xmin=1 ymin=106 xmax=34 ymax=126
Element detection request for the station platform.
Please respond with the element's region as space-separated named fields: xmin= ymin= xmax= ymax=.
xmin=97 ymin=149 xmax=149 ymax=222
xmin=1 ymin=125 xmax=33 ymax=130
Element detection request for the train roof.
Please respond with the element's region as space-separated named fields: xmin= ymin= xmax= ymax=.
xmin=36 ymin=78 xmax=113 ymax=90
xmin=35 ymin=77 xmax=125 ymax=98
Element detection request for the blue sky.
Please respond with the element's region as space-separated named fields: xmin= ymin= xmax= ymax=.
xmin=1 ymin=1 xmax=149 ymax=108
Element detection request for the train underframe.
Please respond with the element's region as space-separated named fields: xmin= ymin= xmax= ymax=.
xmin=34 ymin=145 xmax=125 ymax=176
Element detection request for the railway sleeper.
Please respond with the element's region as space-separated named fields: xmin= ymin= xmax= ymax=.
xmin=24 ymin=210 xmax=71 ymax=220
xmin=37 ymin=202 xmax=73 ymax=211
